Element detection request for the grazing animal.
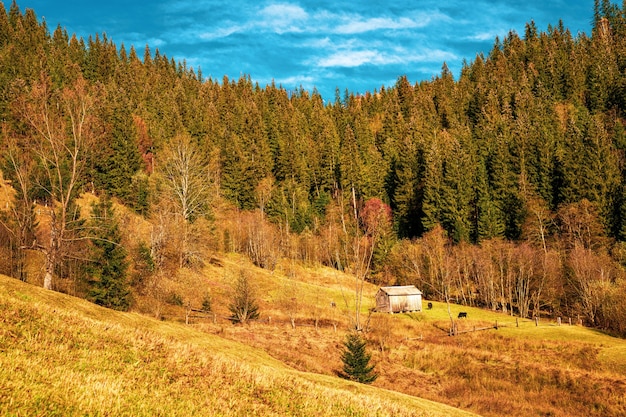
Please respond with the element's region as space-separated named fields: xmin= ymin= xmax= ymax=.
xmin=427 ymin=302 xmax=433 ymax=310
xmin=457 ymin=312 xmax=467 ymax=319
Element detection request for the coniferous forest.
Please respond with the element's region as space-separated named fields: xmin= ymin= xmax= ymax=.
xmin=2 ymin=1 xmax=626 ymax=336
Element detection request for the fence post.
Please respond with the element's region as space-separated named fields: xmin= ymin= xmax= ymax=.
xmin=516 ymin=317 xmax=519 ymax=327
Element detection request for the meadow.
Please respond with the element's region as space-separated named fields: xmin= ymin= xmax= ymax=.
xmin=0 ymin=273 xmax=476 ymax=417
xmin=3 ymin=250 xmax=624 ymax=416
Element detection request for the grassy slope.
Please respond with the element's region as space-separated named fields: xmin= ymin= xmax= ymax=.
xmin=179 ymin=254 xmax=626 ymax=417
xmin=368 ymin=303 xmax=626 ymax=417
xmin=0 ymin=274 xmax=478 ymax=417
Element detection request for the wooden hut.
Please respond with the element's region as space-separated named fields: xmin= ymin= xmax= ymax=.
xmin=375 ymin=285 xmax=422 ymax=313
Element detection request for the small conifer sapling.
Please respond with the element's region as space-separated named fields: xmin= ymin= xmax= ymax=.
xmin=340 ymin=332 xmax=378 ymax=384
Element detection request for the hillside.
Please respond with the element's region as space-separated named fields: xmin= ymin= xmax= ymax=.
xmin=200 ymin=260 xmax=626 ymax=417
xmin=2 ymin=2 xmax=626 ymax=415
xmin=3 ymin=255 xmax=626 ymax=416
xmin=0 ymin=274 xmax=477 ymax=417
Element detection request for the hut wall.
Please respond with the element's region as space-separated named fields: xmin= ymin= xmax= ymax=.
xmin=389 ymin=294 xmax=422 ymax=313
xmin=375 ymin=292 xmax=392 ymax=313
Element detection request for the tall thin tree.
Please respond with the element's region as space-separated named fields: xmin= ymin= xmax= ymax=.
xmin=14 ymin=73 xmax=98 ymax=290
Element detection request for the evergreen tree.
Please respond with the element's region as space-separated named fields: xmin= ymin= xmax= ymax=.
xmin=421 ymin=134 xmax=444 ymax=233
xmin=340 ymin=332 xmax=378 ymax=384
xmin=91 ymin=91 xmax=142 ymax=203
xmin=392 ymin=135 xmax=423 ymax=238
xmin=474 ymin=159 xmax=505 ymax=242
xmin=87 ymin=195 xmax=131 ymax=311
xmin=439 ymin=132 xmax=473 ymax=243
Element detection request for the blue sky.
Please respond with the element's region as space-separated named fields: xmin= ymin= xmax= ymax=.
xmin=9 ymin=1 xmax=596 ymax=101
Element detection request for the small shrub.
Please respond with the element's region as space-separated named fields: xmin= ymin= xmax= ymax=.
xmin=202 ymin=293 xmax=212 ymax=313
xmin=229 ymin=271 xmax=260 ymax=324
xmin=166 ymin=291 xmax=184 ymax=306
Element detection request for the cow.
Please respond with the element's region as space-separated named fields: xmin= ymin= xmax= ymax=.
xmin=457 ymin=311 xmax=467 ymax=319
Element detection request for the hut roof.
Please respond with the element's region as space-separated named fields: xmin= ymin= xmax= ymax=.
xmin=378 ymin=285 xmax=422 ymax=296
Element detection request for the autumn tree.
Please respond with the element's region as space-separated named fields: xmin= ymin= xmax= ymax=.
xmin=338 ymin=193 xmax=387 ymax=331
xmin=13 ymin=73 xmax=98 ymax=290
xmin=229 ymin=270 xmax=260 ymax=324
xmin=360 ymin=197 xmax=394 ymax=283
xmin=157 ymin=133 xmax=213 ymax=268
xmin=566 ymin=245 xmax=616 ymax=326
xmin=420 ymin=224 xmax=457 ymax=330
xmin=0 ymin=138 xmax=37 ymax=281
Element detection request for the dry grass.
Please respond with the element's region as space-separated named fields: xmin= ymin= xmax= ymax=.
xmin=0 ymin=274 xmax=477 ymax=417
xmin=136 ymin=252 xmax=626 ymax=417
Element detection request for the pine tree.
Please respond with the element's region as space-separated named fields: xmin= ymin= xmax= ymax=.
xmin=474 ymin=159 xmax=505 ymax=242
xmin=439 ymin=133 xmax=473 ymax=243
xmin=87 ymin=195 xmax=131 ymax=311
xmin=340 ymin=332 xmax=378 ymax=384
xmin=91 ymin=92 xmax=142 ymax=204
xmin=391 ymin=135 xmax=422 ymax=238
xmin=421 ymin=133 xmax=444 ymax=233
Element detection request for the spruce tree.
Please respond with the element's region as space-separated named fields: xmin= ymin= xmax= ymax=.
xmin=87 ymin=195 xmax=131 ymax=311
xmin=340 ymin=332 xmax=378 ymax=384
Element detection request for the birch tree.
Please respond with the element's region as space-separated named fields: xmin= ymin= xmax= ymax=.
xmin=13 ymin=73 xmax=97 ymax=290
xmin=158 ymin=133 xmax=212 ymax=267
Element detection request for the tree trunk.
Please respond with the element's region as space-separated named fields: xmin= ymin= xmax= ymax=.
xmin=43 ymin=209 xmax=59 ymax=290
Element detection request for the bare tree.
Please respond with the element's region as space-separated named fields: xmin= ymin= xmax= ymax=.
xmin=470 ymin=240 xmax=500 ymax=310
xmin=280 ymin=277 xmax=299 ymax=329
xmin=421 ymin=225 xmax=457 ymax=332
xmin=567 ymin=245 xmax=615 ymax=326
xmin=229 ymin=270 xmax=260 ymax=324
xmin=158 ymin=133 xmax=212 ymax=268
xmin=337 ymin=192 xmax=391 ymax=331
xmin=0 ymin=139 xmax=37 ymax=281
xmin=13 ymin=73 xmax=97 ymax=290
xmin=513 ymin=243 xmax=535 ymax=318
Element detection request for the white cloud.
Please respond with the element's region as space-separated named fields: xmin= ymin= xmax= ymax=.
xmin=259 ymin=3 xmax=309 ymax=34
xmin=334 ymin=17 xmax=418 ymax=34
xmin=303 ymin=37 xmax=333 ymax=48
xmin=332 ymin=12 xmax=444 ymax=34
xmin=260 ymin=3 xmax=308 ymax=20
xmin=318 ymin=50 xmax=379 ymax=67
xmin=316 ymin=46 xmax=457 ymax=68
xmin=159 ymin=2 xmax=450 ymax=45
xmin=197 ymin=24 xmax=243 ymax=40
xmin=165 ymin=2 xmax=312 ymax=40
